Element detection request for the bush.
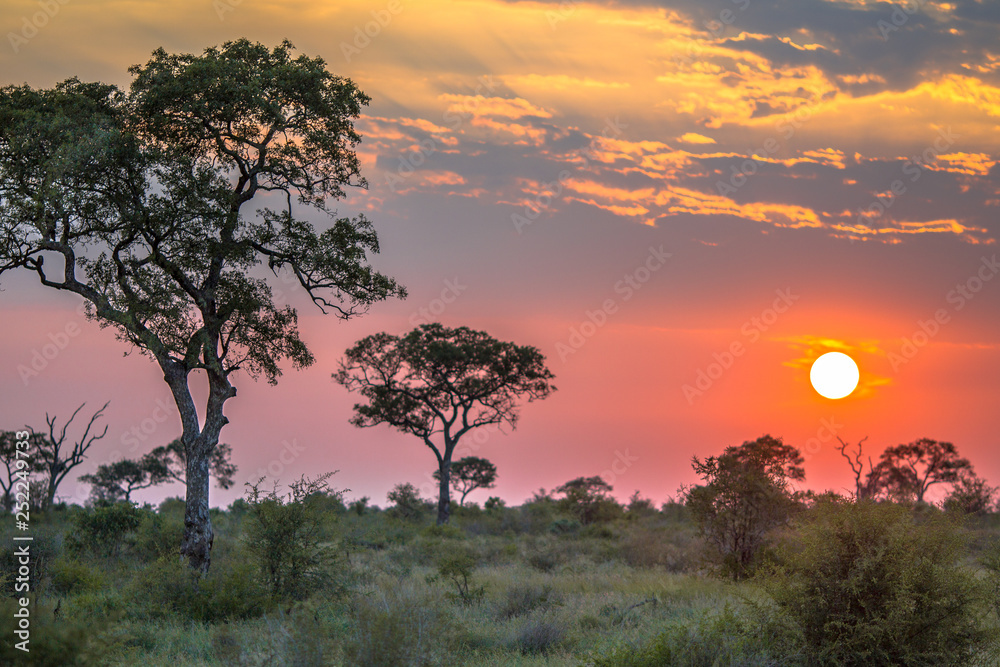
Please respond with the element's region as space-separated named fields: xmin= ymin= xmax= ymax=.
xmin=511 ymin=618 xmax=566 ymax=655
xmin=344 ymin=585 xmax=458 ymax=666
xmin=242 ymin=473 xmax=344 ymax=601
xmin=0 ymin=598 xmax=111 ymax=666
xmin=431 ymin=545 xmax=484 ymax=604
xmin=129 ymin=556 xmax=273 ymax=622
xmin=48 ymin=557 xmax=105 ymax=596
xmin=132 ymin=510 xmax=183 ymax=560
xmin=763 ymin=500 xmax=991 ymax=665
xmin=589 ymin=608 xmax=778 ymax=666
xmin=65 ymin=502 xmax=144 ymax=558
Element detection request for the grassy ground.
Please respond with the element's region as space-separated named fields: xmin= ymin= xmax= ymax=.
xmin=1 ymin=498 xmax=998 ymax=666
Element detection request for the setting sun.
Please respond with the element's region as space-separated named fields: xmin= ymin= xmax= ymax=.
xmin=810 ymin=352 xmax=860 ymax=399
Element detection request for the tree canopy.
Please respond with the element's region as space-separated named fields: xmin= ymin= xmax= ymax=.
xmin=334 ymin=323 xmax=555 ymax=524
xmin=0 ymin=39 xmax=404 ymax=570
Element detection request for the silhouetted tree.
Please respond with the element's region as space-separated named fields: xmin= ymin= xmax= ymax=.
xmin=432 ymin=456 xmax=497 ymax=506
xmin=80 ymin=457 xmax=170 ymax=503
xmin=33 ymin=402 xmax=109 ymax=508
xmin=386 ymin=482 xmax=428 ymax=521
xmin=868 ymin=438 xmax=973 ymax=503
xmin=686 ymin=434 xmax=805 ymax=580
xmin=0 ymin=40 xmax=404 ymax=570
xmin=555 ymin=476 xmax=619 ymax=524
xmin=943 ymin=471 xmax=997 ymax=516
xmin=145 ymin=439 xmax=237 ymax=490
xmin=335 ymin=323 xmax=555 ymax=524
xmin=835 ymin=436 xmax=881 ymax=500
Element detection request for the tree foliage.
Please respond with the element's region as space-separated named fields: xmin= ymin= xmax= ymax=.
xmin=554 ymin=476 xmax=620 ymax=525
xmin=686 ymin=434 xmax=804 ymax=580
xmin=335 ymin=323 xmax=554 ymax=524
xmin=0 ymin=39 xmax=404 ymax=570
xmin=432 ymin=456 xmax=497 ymax=506
xmin=867 ymin=438 xmax=973 ymax=503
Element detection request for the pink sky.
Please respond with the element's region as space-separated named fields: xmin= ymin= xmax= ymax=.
xmin=1 ymin=0 xmax=999 ymax=508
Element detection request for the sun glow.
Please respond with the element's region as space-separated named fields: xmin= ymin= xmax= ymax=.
xmin=809 ymin=352 xmax=860 ymax=399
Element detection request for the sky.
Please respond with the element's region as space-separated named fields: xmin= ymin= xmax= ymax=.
xmin=1 ymin=0 xmax=999 ymax=509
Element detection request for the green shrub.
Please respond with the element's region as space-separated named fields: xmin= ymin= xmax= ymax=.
xmin=511 ymin=617 xmax=566 ymax=655
xmin=65 ymin=502 xmax=144 ymax=558
xmin=589 ymin=608 xmax=778 ymax=666
xmin=242 ymin=473 xmax=344 ymax=601
xmin=548 ymin=518 xmax=581 ymax=535
xmin=431 ymin=545 xmax=484 ymax=604
xmin=48 ymin=557 xmax=105 ymax=596
xmin=422 ymin=523 xmax=463 ymax=539
xmin=129 ymin=556 xmax=273 ymax=622
xmin=0 ymin=598 xmax=111 ymax=666
xmin=132 ymin=510 xmax=183 ymax=560
xmin=763 ymin=500 xmax=991 ymax=666
xmin=0 ymin=524 xmax=58 ymax=594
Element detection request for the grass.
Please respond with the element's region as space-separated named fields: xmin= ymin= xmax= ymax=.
xmin=1 ymin=500 xmax=997 ymax=666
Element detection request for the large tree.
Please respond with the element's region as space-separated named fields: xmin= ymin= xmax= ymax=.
xmin=686 ymin=434 xmax=805 ymax=580
xmin=334 ymin=323 xmax=555 ymax=524
xmin=867 ymin=438 xmax=973 ymax=504
xmin=432 ymin=455 xmax=497 ymax=507
xmin=0 ymin=40 xmax=404 ymax=571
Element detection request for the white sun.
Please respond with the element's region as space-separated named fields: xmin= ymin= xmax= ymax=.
xmin=809 ymin=352 xmax=860 ymax=399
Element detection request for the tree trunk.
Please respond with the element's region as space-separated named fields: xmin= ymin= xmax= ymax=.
xmin=437 ymin=458 xmax=452 ymax=525
xmin=161 ymin=357 xmax=234 ymax=573
xmin=181 ymin=439 xmax=214 ymax=572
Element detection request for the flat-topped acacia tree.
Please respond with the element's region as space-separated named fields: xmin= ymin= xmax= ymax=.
xmin=0 ymin=40 xmax=405 ymax=571
xmin=334 ymin=323 xmax=555 ymax=525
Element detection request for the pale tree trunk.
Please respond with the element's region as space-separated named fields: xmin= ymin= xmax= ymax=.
xmin=161 ymin=357 xmax=235 ymax=573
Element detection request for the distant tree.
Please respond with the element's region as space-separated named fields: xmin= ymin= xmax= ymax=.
xmin=0 ymin=431 xmax=46 ymax=512
xmin=144 ymin=439 xmax=237 ymax=490
xmin=79 ymin=457 xmax=170 ymax=503
xmin=335 ymin=323 xmax=555 ymax=525
xmin=834 ymin=436 xmax=881 ymax=500
xmin=0 ymin=40 xmax=404 ymax=571
xmin=386 ymin=482 xmax=427 ymax=521
xmin=626 ymin=490 xmax=656 ymax=517
xmin=868 ymin=438 xmax=973 ymax=503
xmin=33 ymin=402 xmax=109 ymax=509
xmin=686 ymin=434 xmax=805 ymax=580
xmin=432 ymin=456 xmax=497 ymax=507
xmin=943 ymin=471 xmax=997 ymax=516
xmin=555 ymin=476 xmax=620 ymax=524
